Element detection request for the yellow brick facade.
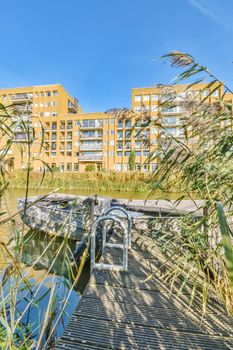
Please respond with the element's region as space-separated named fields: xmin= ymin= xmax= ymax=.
xmin=0 ymin=82 xmax=229 ymax=173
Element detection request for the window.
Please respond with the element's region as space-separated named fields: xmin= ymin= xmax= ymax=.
xmin=135 ymin=95 xmax=142 ymax=102
xmin=51 ymin=152 xmax=56 ymax=157
xmin=115 ymin=164 xmax=122 ymax=171
xmin=40 ymin=103 xmax=44 ymax=107
xmin=34 ymin=93 xmax=38 ymax=98
xmin=74 ymin=163 xmax=79 ymax=171
xmin=75 ymin=121 xmax=80 ymax=126
xmin=110 ymin=140 xmax=114 ymax=146
xmin=152 ymin=94 xmax=158 ymax=101
xmin=104 ymin=152 xmax=108 ymax=157
xmin=46 ymin=91 xmax=51 ymax=97
xmin=117 ymin=131 xmax=123 ymax=139
xmin=117 ymin=151 xmax=122 ymax=157
xmin=143 ymin=95 xmax=150 ymax=101
xmin=60 ymin=163 xmax=64 ymax=172
xmin=151 ymin=163 xmax=158 ymax=172
xmin=52 ymin=101 xmax=57 ymax=107
xmin=51 ymin=142 xmax=56 ymax=150
xmin=143 ymin=150 xmax=150 ymax=157
xmin=40 ymin=112 xmax=43 ymax=117
xmin=53 ymin=91 xmax=58 ymax=97
xmin=125 ymin=151 xmax=130 ymax=157
xmin=117 ymin=121 xmax=123 ymax=128
xmin=163 ymin=117 xmax=177 ymax=125
xmin=164 ymin=127 xmax=177 ymax=136
xmin=104 ymin=141 xmax=108 ymax=146
xmin=67 ymin=163 xmax=72 ymax=171
xmin=34 ymin=103 xmax=38 ymax=108
xmin=111 ymin=130 xmax=114 ymax=135
xmin=135 ymin=151 xmax=141 ymax=156
xmin=105 ymin=130 xmax=108 ymax=136
xmin=213 ymin=90 xmax=219 ymax=97
xmin=40 ymin=92 xmax=44 ymax=98
xmin=52 ymin=133 xmax=56 ymax=140
xmin=110 ymin=151 xmax=114 ymax=156
xmin=117 ymin=142 xmax=123 ymax=149
xmin=151 ymin=105 xmax=158 ymax=112
xmin=45 ymin=112 xmax=50 ymax=117
xmin=135 ymin=141 xmax=141 ymax=148
xmin=52 ymin=112 xmax=57 ymax=116
xmin=125 ymin=130 xmax=131 ymax=138
xmin=67 ymin=151 xmax=72 ymax=157
xmin=203 ymin=90 xmax=209 ymax=97
xmin=125 ymin=120 xmax=131 ymax=128
xmin=135 ymin=107 xmax=141 ymax=113
xmin=52 ymin=122 xmax=57 ymax=130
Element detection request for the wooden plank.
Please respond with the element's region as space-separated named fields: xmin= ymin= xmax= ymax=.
xmin=55 ymin=228 xmax=233 ymax=350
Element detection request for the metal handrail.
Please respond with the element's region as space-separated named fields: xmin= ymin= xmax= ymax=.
xmin=90 ymin=215 xmax=128 ymax=274
xmin=104 ymin=206 xmax=131 ymax=249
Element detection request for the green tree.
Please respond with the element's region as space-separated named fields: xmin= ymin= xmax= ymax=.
xmin=128 ymin=150 xmax=136 ymax=171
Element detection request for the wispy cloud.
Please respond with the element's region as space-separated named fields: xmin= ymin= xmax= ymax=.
xmin=187 ymin=0 xmax=233 ymax=31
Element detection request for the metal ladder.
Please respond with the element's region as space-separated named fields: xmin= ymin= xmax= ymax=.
xmin=90 ymin=210 xmax=131 ymax=274
xmin=104 ymin=206 xmax=131 ymax=249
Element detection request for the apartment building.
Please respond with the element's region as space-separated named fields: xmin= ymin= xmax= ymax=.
xmin=0 ymin=82 xmax=228 ymax=173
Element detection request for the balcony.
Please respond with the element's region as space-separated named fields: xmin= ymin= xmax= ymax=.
xmin=79 ymin=144 xmax=102 ymax=150
xmin=13 ymin=104 xmax=33 ymax=114
xmin=80 ymin=123 xmax=103 ymax=130
xmin=80 ymin=134 xmax=102 ymax=140
xmin=79 ymin=154 xmax=102 ymax=161
xmin=11 ymin=94 xmax=33 ymax=104
xmin=68 ymin=101 xmax=78 ymax=113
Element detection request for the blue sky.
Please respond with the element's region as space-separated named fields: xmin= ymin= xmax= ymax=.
xmin=0 ymin=0 xmax=233 ymax=112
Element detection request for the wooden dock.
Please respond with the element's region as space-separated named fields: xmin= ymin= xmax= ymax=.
xmin=55 ymin=229 xmax=233 ymax=349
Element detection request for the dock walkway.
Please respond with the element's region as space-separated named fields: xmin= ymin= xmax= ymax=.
xmin=55 ymin=229 xmax=233 ymax=349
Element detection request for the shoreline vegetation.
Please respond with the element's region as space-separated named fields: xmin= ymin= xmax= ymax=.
xmin=8 ymin=171 xmax=154 ymax=192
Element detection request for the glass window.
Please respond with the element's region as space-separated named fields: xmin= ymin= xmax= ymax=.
xmin=152 ymin=105 xmax=158 ymax=112
xmin=143 ymin=95 xmax=150 ymax=101
xmin=152 ymin=94 xmax=158 ymax=101
xmin=117 ymin=131 xmax=123 ymax=139
xmin=74 ymin=163 xmax=79 ymax=171
xmin=125 ymin=151 xmax=130 ymax=156
xmin=117 ymin=121 xmax=123 ymax=128
xmin=135 ymin=151 xmax=141 ymax=156
xmin=135 ymin=95 xmax=142 ymax=102
xmin=143 ymin=150 xmax=150 ymax=157
xmin=52 ymin=112 xmax=57 ymax=116
xmin=53 ymin=91 xmax=58 ymax=97
xmin=67 ymin=163 xmax=72 ymax=171
xmin=117 ymin=151 xmax=122 ymax=157
xmin=135 ymin=107 xmax=141 ymax=113
xmin=46 ymin=91 xmax=51 ymax=97
xmin=125 ymin=120 xmax=131 ymax=128
xmin=52 ymin=122 xmax=57 ymax=130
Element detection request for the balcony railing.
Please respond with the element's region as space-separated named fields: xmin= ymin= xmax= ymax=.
xmin=13 ymin=105 xmax=33 ymax=113
xmin=68 ymin=101 xmax=78 ymax=113
xmin=80 ymin=134 xmax=102 ymax=139
xmin=79 ymin=154 xmax=102 ymax=161
xmin=80 ymin=123 xmax=103 ymax=129
xmin=11 ymin=94 xmax=33 ymax=103
xmin=79 ymin=144 xmax=102 ymax=150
